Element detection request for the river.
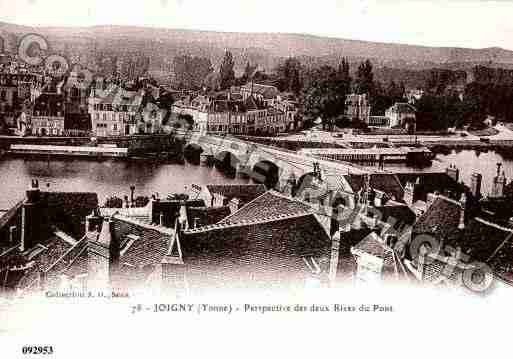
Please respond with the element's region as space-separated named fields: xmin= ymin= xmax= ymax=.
xmin=0 ymin=158 xmax=250 ymax=209
xmin=1 ymin=149 xmax=512 ymax=210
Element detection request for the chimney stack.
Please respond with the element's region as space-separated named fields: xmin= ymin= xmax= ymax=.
xmin=491 ymin=163 xmax=507 ymax=198
xmin=87 ymin=217 xmax=120 ymax=290
xmin=20 ymin=179 xmax=42 ymax=252
xmin=85 ymin=208 xmax=103 ymax=238
xmin=130 ymin=185 xmax=136 ymax=207
xmin=470 ymin=173 xmax=482 ymax=199
xmin=229 ymin=197 xmax=240 ymax=214
xmin=9 ymin=226 xmax=16 ymax=244
xmin=446 ymin=164 xmax=460 ymax=183
xmin=458 ymin=193 xmax=467 ymax=230
xmin=403 ymin=181 xmax=416 ymax=206
xmin=328 ymin=230 xmax=341 ymax=286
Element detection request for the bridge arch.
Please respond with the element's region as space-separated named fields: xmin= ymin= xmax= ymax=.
xmin=184 ymin=142 xmax=205 ymax=153
xmin=183 ymin=143 xmax=205 ymax=164
xmin=215 ymin=150 xmax=242 ymax=176
xmin=252 ymin=160 xmax=281 ymax=190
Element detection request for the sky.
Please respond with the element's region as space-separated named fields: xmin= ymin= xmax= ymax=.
xmin=1 ymin=0 xmax=513 ymax=50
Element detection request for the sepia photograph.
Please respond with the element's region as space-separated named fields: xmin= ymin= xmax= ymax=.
xmin=1 ymin=0 xmax=513 ymax=357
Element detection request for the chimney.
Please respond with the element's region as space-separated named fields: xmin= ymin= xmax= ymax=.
xmin=161 ymin=235 xmax=185 ymax=297
xmin=328 ymin=230 xmax=341 ymax=286
xmin=330 ymin=205 xmax=342 ymax=236
xmin=87 ymin=217 xmax=119 ymax=290
xmin=283 ymin=173 xmax=297 ymax=197
xmin=403 ymin=181 xmax=416 ymax=206
xmin=491 ymin=164 xmax=507 ymax=198
xmin=178 ymin=201 xmax=188 ymax=229
xmin=470 ymin=173 xmax=482 ymax=199
xmin=85 ymin=208 xmax=103 ymax=238
xmin=149 ymin=195 xmax=156 ymax=222
xmin=426 ymin=191 xmax=439 ymax=209
xmin=385 ymin=234 xmax=399 ymax=252
xmin=9 ymin=226 xmax=16 ymax=244
xmin=38 ymin=269 xmax=46 ymax=292
xmin=130 ymin=185 xmax=135 ymax=207
xmin=370 ymin=213 xmax=379 ymax=229
xmin=20 ymin=179 xmax=43 ymax=252
xmin=446 ymin=164 xmax=460 ymax=182
xmin=229 ymin=197 xmax=240 ymax=214
xmin=458 ymin=193 xmax=467 ymax=230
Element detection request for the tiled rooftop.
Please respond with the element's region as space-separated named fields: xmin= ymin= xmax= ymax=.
xmin=353 ymin=232 xmax=395 ymax=267
xmin=218 ymin=190 xmax=313 ymax=226
xmin=186 ymin=206 xmax=231 ymax=229
xmin=344 ymin=173 xmax=404 ymax=202
xmin=413 ymin=195 xmax=463 ymax=239
xmin=206 ymin=184 xmax=267 ymax=207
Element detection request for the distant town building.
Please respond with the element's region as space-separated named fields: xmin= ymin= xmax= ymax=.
xmin=344 ymin=93 xmax=371 ymax=124
xmin=88 ymin=84 xmax=163 ymax=137
xmin=385 ymin=102 xmax=416 ymax=129
xmin=0 ymin=72 xmax=40 ymax=127
xmin=171 ymin=90 xmax=292 ymax=135
xmin=238 ymin=83 xmax=280 ymax=106
xmin=30 ymin=93 xmax=65 ymax=136
xmin=406 ymin=89 xmax=424 ymax=104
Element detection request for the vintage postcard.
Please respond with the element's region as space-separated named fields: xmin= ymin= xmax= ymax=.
xmin=1 ymin=0 xmax=512 ymax=357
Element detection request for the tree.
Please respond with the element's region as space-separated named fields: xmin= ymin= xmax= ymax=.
xmin=276 ymin=57 xmax=302 ymax=95
xmin=237 ymin=61 xmax=257 ymax=85
xmin=301 ymin=65 xmax=347 ymax=131
xmin=104 ymin=196 xmax=123 ymax=208
xmin=173 ymin=55 xmax=214 ymax=90
xmin=355 ymin=59 xmax=374 ymax=95
xmin=219 ymin=51 xmax=236 ymax=90
xmin=135 ymin=196 xmax=150 ymax=208
xmin=336 ymin=58 xmax=351 ymax=96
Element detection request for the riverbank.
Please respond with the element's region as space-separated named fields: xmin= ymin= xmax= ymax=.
xmin=0 ymin=134 xmax=184 ymax=158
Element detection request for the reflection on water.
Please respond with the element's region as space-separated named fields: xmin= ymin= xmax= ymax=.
xmin=1 ymin=148 xmax=512 ymax=209
xmin=0 ymin=158 xmax=250 ymax=209
xmin=372 ymin=148 xmax=513 ymax=196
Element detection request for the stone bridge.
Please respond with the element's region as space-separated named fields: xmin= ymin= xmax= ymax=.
xmin=185 ymin=134 xmax=370 ymax=206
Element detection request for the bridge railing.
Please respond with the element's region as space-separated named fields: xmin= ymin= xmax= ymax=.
xmin=201 ymin=134 xmax=369 ymax=174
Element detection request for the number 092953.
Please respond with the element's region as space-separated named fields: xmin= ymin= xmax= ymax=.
xmin=22 ymin=346 xmax=54 ymax=355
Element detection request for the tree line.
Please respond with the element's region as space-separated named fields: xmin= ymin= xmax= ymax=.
xmin=171 ymin=50 xmax=513 ymax=132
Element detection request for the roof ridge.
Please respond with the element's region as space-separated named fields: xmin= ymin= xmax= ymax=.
xmin=185 ymin=212 xmax=314 ymax=234
xmin=44 ymin=236 xmax=88 ymax=274
xmin=475 ymin=217 xmax=513 ymax=233
xmin=112 ymin=213 xmax=174 ymax=235
xmin=437 ymin=195 xmax=463 ymax=207
xmin=215 ymin=189 xmax=275 ymax=224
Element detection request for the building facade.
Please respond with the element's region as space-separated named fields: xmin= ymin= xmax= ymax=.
xmin=171 ymin=93 xmax=290 ymax=135
xmin=345 ymin=94 xmax=371 ymax=124
xmin=88 ymin=85 xmax=144 ymax=137
xmin=385 ymin=103 xmax=417 ymax=128
xmin=30 ymin=93 xmax=65 ymax=136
